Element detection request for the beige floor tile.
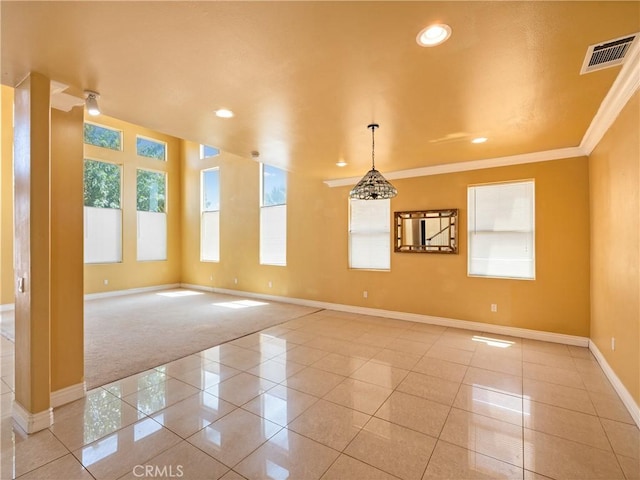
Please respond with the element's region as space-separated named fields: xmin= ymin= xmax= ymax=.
xmin=423 ymin=440 xmax=523 ymax=479
xmin=345 ymin=417 xmax=436 ymax=480
xmin=601 ymin=418 xmax=640 ymax=459
xmin=470 ymin=351 xmax=522 ymax=376
xmin=0 ymin=392 xmax=12 ymax=419
xmin=272 ymin=329 xmax=316 ymax=345
xmin=522 ymin=339 xmax=571 ymax=356
xmin=51 ymin=397 xmax=145 ymax=451
xmin=396 ymin=329 xmax=441 ymax=345
xmin=463 ymin=367 xmax=523 ymax=396
xmin=0 ymin=428 xmax=68 ymax=479
xmin=425 ymin=345 xmax=473 ymax=365
xmin=150 ymin=391 xmax=236 ymax=438
xmin=573 ymin=357 xmax=606 ymax=374
xmin=305 ymin=336 xmax=343 ymax=352
xmin=219 ymin=470 xmax=247 ymax=480
xmin=408 ymin=323 xmax=447 ymax=335
xmin=370 ymin=348 xmax=423 ymax=370
xmin=350 ymin=361 xmax=409 ymax=389
xmin=568 ymin=345 xmax=593 ymax=359
xmin=288 ymin=399 xmax=369 ymax=451
xmin=412 ymin=356 xmax=468 ymax=383
xmin=157 ymin=354 xmax=213 ymax=376
xmin=432 ymin=336 xmax=479 ymax=353
xmin=218 ymin=348 xmax=268 ymax=371
xmin=589 ymin=390 xmax=636 ymax=424
xmin=522 ymin=361 xmax=584 ymax=389
xmin=524 ymin=428 xmax=624 ymax=479
xmin=284 ymin=367 xmax=345 ymax=397
xmin=385 ymin=338 xmax=432 ymax=356
xmin=242 ymin=384 xmax=319 ymax=427
xmin=523 ymin=377 xmax=596 ymax=415
xmin=320 ymin=454 xmax=398 ymax=480
xmin=311 ymin=352 xmax=367 ymax=376
xmin=122 ymin=378 xmax=200 ymax=415
xmin=323 ymin=378 xmax=392 ymax=415
xmin=353 ymin=332 xmax=394 ymax=348
xmin=396 ymin=371 xmax=460 ymax=406
xmin=523 ymin=470 xmax=554 ymax=480
xmin=73 ymin=418 xmax=181 ymax=480
xmin=332 ymin=341 xmax=382 ymax=360
xmin=102 ymin=369 xmax=168 ymax=398
xmin=617 ymin=454 xmax=640 ymax=480
xmin=580 ymin=369 xmax=618 ymax=396
xmin=207 ymin=372 xmax=276 ymax=407
xmin=440 ymin=408 xmax=523 ymax=467
xmin=170 ymin=361 xmax=242 ymax=390
xmin=522 ymin=350 xmax=577 ymax=370
xmin=229 ymin=332 xmax=264 ymax=349
xmin=235 ymin=429 xmax=340 ymax=480
xmin=375 ymin=391 xmax=450 ymax=438
xmin=524 ymin=401 xmax=611 ymax=451
xmin=186 ymin=408 xmax=281 ymax=468
xmin=17 ymin=454 xmax=94 ymax=480
xmin=247 ymin=358 xmax=306 ymax=383
xmin=117 ymin=440 xmax=229 ymax=480
xmin=246 ymin=338 xmax=292 ymax=358
xmin=273 ymin=345 xmax=328 ymax=366
xmin=453 ymin=384 xmax=523 ymax=426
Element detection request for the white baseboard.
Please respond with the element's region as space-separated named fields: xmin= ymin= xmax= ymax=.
xmin=13 ymin=401 xmax=53 ymax=434
xmin=0 ymin=303 xmax=15 ymax=312
xmin=180 ymin=283 xmax=589 ymax=347
xmin=589 ymin=341 xmax=640 ymax=429
xmin=84 ymin=283 xmax=181 ymax=301
xmin=51 ymin=382 xmax=86 ymax=408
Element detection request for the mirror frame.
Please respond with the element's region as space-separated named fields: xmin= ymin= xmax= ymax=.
xmin=394 ymin=209 xmax=458 ymax=254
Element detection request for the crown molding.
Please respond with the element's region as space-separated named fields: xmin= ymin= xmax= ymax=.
xmin=324 ymin=146 xmax=585 ymax=188
xmin=324 ymin=38 xmax=640 ymax=188
xmin=580 ymin=37 xmax=640 ymax=154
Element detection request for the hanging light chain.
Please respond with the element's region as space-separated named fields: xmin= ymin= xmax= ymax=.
xmin=368 ymin=123 xmax=379 ymax=170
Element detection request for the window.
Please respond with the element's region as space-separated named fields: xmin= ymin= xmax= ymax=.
xmin=201 ymin=168 xmax=220 ymax=262
xmin=201 ymin=144 xmax=220 ymax=158
xmin=468 ymin=180 xmax=535 ymax=279
xmin=84 ymin=123 xmax=122 ymax=151
xmin=83 ymin=159 xmax=122 ymax=263
xmin=136 ymin=136 xmax=166 ymax=161
xmin=349 ymin=199 xmax=391 ymax=270
xmin=260 ymin=164 xmax=287 ymax=266
xmin=136 ymin=169 xmax=167 ymax=261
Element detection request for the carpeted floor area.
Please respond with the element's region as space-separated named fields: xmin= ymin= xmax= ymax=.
xmin=1 ymin=288 xmax=320 ymax=388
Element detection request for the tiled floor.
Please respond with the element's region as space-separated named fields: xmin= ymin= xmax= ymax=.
xmin=1 ymin=310 xmax=638 ymax=479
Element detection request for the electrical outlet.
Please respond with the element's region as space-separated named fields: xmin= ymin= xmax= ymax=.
xmin=210 ymin=275 xmax=213 ymax=281
xmin=234 ymin=278 xmax=238 ymax=284
xmin=611 ymin=337 xmax=616 ymax=351
xmin=491 ymin=304 xmax=497 ymax=312
xmin=104 ymin=279 xmax=109 ymax=286
xmin=363 ymin=290 xmax=368 ymax=299
xmin=268 ymin=281 xmax=273 ymax=288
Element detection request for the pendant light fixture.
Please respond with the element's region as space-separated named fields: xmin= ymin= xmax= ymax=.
xmin=84 ymin=90 xmax=101 ymax=116
xmin=349 ymin=123 xmax=398 ymax=200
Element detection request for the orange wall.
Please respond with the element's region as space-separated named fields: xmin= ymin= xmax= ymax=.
xmin=182 ymin=140 xmax=591 ymax=336
xmin=1 ymin=86 xmax=14 ymax=305
xmin=589 ymin=91 xmax=640 ymax=405
xmin=83 ymin=115 xmax=182 ymax=293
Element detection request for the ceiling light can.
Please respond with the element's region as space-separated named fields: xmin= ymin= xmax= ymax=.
xmin=215 ymin=109 xmax=234 ymax=118
xmin=416 ymin=24 xmax=452 ymax=47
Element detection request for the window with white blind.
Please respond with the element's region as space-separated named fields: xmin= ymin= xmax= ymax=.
xmin=201 ymin=168 xmax=220 ymax=262
xmin=83 ymin=159 xmax=122 ymax=263
xmin=136 ymin=169 xmax=167 ymax=261
xmin=349 ymin=198 xmax=391 ymax=270
xmin=468 ymin=180 xmax=535 ymax=279
xmin=260 ymin=164 xmax=287 ymax=266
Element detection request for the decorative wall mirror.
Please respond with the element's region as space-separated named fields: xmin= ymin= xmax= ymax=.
xmin=394 ymin=209 xmax=458 ymax=253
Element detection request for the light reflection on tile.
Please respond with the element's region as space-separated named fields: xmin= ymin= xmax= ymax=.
xmin=320 ymin=454 xmax=398 ymax=480
xmin=242 ymin=384 xmax=318 ymax=427
xmin=17 ymin=453 xmax=94 ymax=480
xmin=122 ymin=378 xmax=199 ymax=415
xmin=235 ymin=428 xmax=339 ymax=480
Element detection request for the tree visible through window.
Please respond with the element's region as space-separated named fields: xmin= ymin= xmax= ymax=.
xmin=137 ymin=136 xmax=166 ymax=161
xmin=84 ymin=123 xmax=122 ymax=151
xmin=137 ymin=170 xmax=166 ymax=212
xmin=84 ymin=160 xmax=121 ymax=208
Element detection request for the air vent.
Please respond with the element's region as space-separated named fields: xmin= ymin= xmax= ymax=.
xmin=580 ymin=33 xmax=638 ymax=74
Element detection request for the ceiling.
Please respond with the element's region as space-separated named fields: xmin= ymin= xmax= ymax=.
xmin=2 ymin=1 xmax=639 ymax=180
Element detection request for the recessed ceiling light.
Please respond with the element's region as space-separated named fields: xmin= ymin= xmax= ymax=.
xmin=336 ymin=161 xmax=347 ymax=167
xmin=471 ymin=137 xmax=488 ymax=144
xmin=416 ymin=24 xmax=452 ymax=47
xmin=215 ymin=109 xmax=234 ymax=118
